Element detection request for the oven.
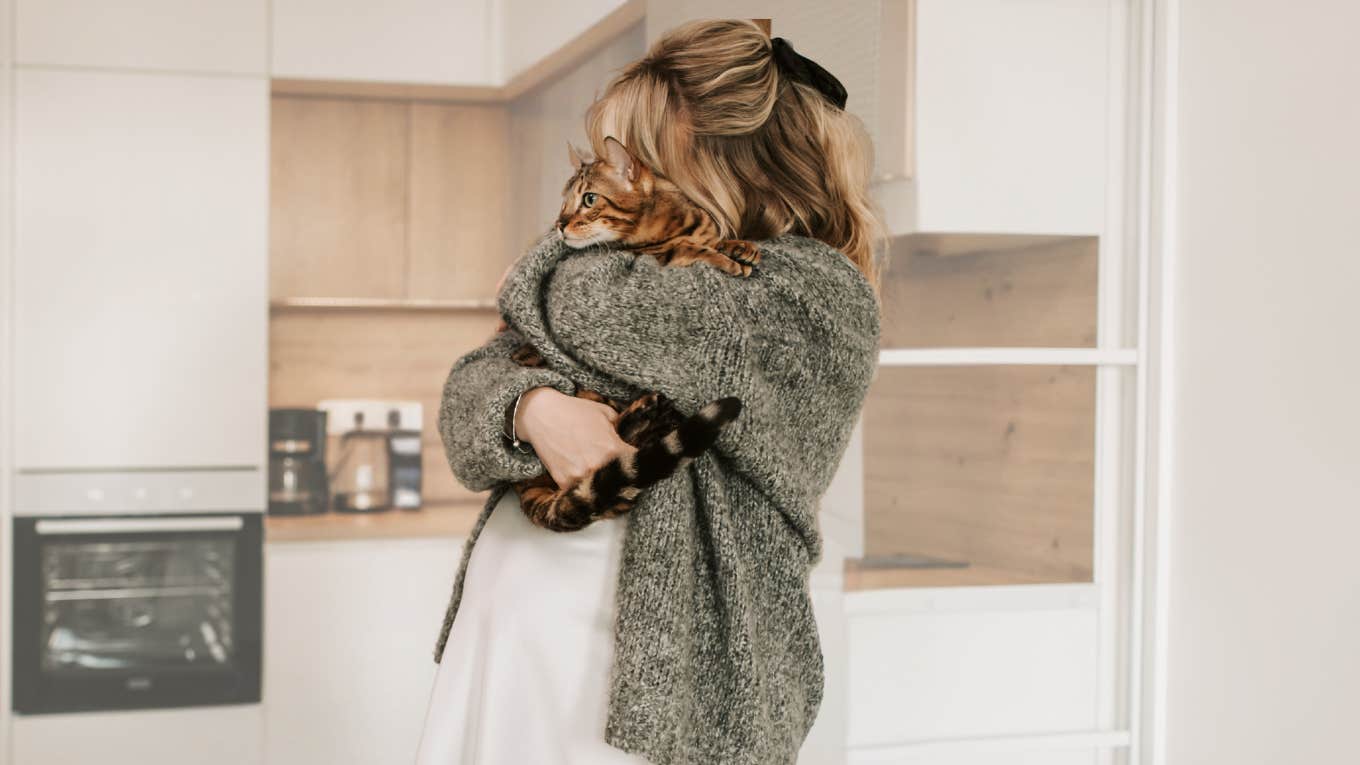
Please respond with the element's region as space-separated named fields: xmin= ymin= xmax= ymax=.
xmin=11 ymin=472 xmax=263 ymax=715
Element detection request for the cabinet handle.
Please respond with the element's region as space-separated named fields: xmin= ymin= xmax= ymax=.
xmin=34 ymin=517 xmax=244 ymax=535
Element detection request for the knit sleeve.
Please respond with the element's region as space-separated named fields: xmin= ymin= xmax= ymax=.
xmin=536 ymin=249 xmax=752 ymax=408
xmin=437 ymin=326 xmax=577 ymax=493
xmin=534 ymin=239 xmax=882 ymax=536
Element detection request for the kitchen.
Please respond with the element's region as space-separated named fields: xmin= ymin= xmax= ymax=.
xmin=3 ymin=2 xmax=1358 ymax=765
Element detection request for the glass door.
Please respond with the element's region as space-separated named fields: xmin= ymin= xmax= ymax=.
xmin=853 ymin=235 xmax=1109 ymax=590
xmin=841 ymin=2 xmax=1144 ymax=758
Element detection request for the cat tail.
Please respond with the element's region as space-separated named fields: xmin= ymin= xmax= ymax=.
xmin=570 ymin=396 xmax=743 ymax=510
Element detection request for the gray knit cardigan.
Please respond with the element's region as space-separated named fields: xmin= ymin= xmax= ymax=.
xmin=434 ymin=232 xmax=881 ymax=764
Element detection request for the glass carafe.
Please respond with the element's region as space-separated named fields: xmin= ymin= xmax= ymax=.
xmin=330 ymin=412 xmax=391 ymax=513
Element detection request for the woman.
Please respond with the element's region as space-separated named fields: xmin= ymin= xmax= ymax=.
xmin=416 ymin=19 xmax=882 ymax=765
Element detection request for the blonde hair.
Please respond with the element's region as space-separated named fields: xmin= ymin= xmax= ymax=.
xmin=585 ymin=19 xmax=884 ymax=295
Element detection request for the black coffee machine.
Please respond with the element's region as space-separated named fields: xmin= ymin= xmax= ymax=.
xmin=268 ymin=408 xmax=329 ymax=515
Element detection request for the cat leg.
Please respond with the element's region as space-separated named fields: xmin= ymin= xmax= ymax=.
xmin=510 ymin=343 xmax=544 ymax=367
xmin=512 ymin=393 xmax=742 ymax=533
xmin=515 ymin=473 xmax=634 ymax=532
xmin=665 ymin=241 xmax=755 ymax=277
xmin=715 ymin=239 xmax=762 ymax=267
xmin=615 ymin=391 xmax=682 ymax=445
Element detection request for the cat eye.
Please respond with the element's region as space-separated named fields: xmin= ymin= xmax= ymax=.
xmin=582 ymin=192 xmax=598 ymax=208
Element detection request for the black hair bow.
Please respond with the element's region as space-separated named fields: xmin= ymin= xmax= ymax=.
xmin=770 ymin=37 xmax=848 ymax=110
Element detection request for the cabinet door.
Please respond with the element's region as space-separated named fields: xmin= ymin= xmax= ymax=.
xmin=14 ymin=70 xmax=268 ymax=470
xmin=878 ymin=0 xmax=1109 ymax=236
xmin=264 ymin=538 xmax=461 ymax=765
xmin=16 ymin=0 xmax=268 ymax=74
xmin=272 ymin=0 xmax=495 ymax=85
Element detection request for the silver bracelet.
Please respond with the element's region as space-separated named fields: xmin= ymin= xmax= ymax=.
xmin=506 ymin=389 xmax=532 ymax=453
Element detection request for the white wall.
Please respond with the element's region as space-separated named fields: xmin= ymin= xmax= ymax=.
xmin=0 ymin=0 xmax=15 ymax=750
xmin=1165 ymin=1 xmax=1360 ymax=763
xmin=500 ymin=0 xmax=628 ymax=80
xmin=506 ymin=21 xmax=645 ymax=249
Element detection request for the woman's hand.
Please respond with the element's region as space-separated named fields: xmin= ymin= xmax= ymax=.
xmin=515 ymin=387 xmax=636 ymax=489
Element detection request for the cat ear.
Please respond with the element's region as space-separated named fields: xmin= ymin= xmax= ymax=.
xmin=602 ymin=136 xmax=638 ymax=184
xmin=566 ymin=142 xmax=587 ymax=168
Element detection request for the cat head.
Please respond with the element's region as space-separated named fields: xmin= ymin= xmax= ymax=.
xmin=556 ymin=137 xmax=656 ymax=248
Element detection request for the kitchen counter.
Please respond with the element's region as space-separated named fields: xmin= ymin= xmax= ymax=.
xmin=264 ymin=499 xmax=484 ymax=543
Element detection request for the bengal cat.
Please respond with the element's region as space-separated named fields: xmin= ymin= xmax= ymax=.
xmin=501 ymin=137 xmax=754 ymax=533
xmin=556 ymin=136 xmax=762 ymax=275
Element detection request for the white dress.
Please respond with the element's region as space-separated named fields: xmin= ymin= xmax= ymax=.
xmin=415 ymin=488 xmax=652 ymax=765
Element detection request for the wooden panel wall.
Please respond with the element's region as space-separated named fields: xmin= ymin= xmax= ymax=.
xmin=862 ymin=365 xmax=1096 ymax=586
xmin=270 ymin=95 xmax=511 ymax=301
xmin=269 ymin=308 xmax=500 ymax=505
xmin=882 ymin=236 xmax=1099 ymax=348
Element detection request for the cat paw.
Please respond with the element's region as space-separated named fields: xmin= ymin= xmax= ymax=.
xmin=717 ymin=240 xmax=762 ymax=266
xmin=714 ymin=258 xmax=755 ymax=278
xmin=510 ymin=344 xmax=544 ymax=367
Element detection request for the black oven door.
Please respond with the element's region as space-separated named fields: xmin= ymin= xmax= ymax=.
xmin=12 ymin=514 xmax=262 ymax=714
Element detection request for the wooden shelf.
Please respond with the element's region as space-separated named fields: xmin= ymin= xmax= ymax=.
xmin=270 ymin=297 xmax=497 ymax=312
xmin=264 ymin=499 xmax=483 ymax=543
xmin=844 ymin=557 xmax=1079 ymax=590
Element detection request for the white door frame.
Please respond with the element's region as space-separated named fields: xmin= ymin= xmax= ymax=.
xmin=1128 ymin=0 xmax=1179 ymax=763
xmin=1 ymin=0 xmax=17 ymax=757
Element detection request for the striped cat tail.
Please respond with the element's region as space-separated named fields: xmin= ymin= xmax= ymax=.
xmin=568 ymin=397 xmax=742 ymax=512
xmin=629 ymin=396 xmax=742 ymax=488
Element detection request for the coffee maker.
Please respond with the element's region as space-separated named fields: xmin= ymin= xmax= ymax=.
xmin=268 ymin=408 xmax=329 ymax=515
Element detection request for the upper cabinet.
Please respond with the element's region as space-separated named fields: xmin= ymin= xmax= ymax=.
xmin=272 ymin=0 xmax=496 ymax=85
xmin=501 ymin=0 xmax=632 ymax=80
xmin=14 ymin=70 xmax=269 ymax=470
xmin=876 ymin=0 xmax=1109 ymax=236
xmin=16 ymin=0 xmax=268 ymax=74
xmin=270 ymin=95 xmax=510 ymax=302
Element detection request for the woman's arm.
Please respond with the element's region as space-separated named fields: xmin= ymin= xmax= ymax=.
xmin=521 ymin=237 xmax=881 ymax=519
xmin=535 ymin=247 xmax=752 ymax=406
xmin=437 ymin=326 xmax=578 ymax=492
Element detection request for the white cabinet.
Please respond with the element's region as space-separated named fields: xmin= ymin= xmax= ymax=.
xmin=272 ymin=0 xmax=496 ymax=85
xmin=12 ymin=706 xmax=264 ymax=765
xmin=14 ymin=69 xmax=268 ymax=471
xmin=846 ymin=585 xmax=1100 ymax=748
xmin=877 ymin=0 xmax=1109 ymax=236
xmin=15 ymin=0 xmax=268 ymax=74
xmin=501 ymin=0 xmax=631 ymax=80
xmin=264 ymin=537 xmax=462 ymax=765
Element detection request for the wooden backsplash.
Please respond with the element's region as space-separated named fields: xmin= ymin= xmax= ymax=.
xmin=269 ymin=307 xmax=499 ymax=505
xmin=863 ymin=364 xmax=1097 ymax=585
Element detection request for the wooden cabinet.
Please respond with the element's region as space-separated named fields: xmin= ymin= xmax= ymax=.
xmin=270 ymin=95 xmax=510 ymax=303
xmin=264 ymin=536 xmax=463 ymax=765
xmin=271 ymin=0 xmax=496 ymax=85
xmin=876 ymin=0 xmax=1110 ymax=236
xmin=270 ymin=97 xmax=410 ymax=300
xmin=13 ymin=69 xmax=268 ymax=470
xmin=405 ymin=103 xmax=511 ymax=300
xmin=16 ymin=0 xmax=268 ymax=74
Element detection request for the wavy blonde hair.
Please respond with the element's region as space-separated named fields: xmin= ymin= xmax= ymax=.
xmin=585 ymin=19 xmax=884 ymax=295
